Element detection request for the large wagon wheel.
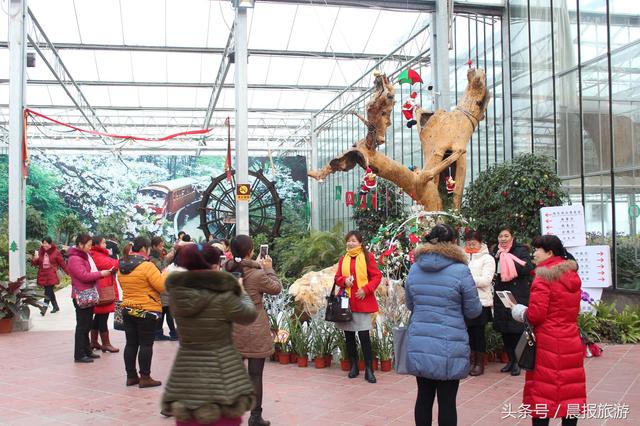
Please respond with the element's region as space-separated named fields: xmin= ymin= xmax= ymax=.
xmin=199 ymin=169 xmax=283 ymax=240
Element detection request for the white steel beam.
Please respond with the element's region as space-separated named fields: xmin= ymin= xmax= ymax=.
xmin=8 ymin=0 xmax=27 ymax=281
xmin=234 ymin=5 xmax=250 ymax=236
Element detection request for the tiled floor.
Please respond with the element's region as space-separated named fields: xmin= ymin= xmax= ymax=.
xmin=0 ymin=288 xmax=637 ymax=425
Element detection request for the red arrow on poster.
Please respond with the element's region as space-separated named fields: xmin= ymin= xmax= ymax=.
xmin=598 ymin=271 xmax=605 ymax=275
xmin=598 ymin=278 xmax=606 ymax=281
xmin=596 ymin=265 xmax=605 ymax=269
xmin=545 ymin=219 xmax=553 ymax=223
xmin=597 ymin=252 xmax=604 ymax=255
xmin=545 ymin=213 xmax=552 ymax=217
xmin=596 ymin=258 xmax=604 ymax=262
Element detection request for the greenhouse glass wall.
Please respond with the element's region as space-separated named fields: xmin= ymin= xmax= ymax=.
xmin=315 ymin=0 xmax=640 ymax=291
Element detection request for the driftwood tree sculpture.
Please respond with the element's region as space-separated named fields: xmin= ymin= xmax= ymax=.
xmin=308 ymin=68 xmax=491 ymax=211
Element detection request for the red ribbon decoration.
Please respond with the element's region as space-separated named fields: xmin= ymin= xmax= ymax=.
xmin=25 ymin=108 xmax=213 ymax=142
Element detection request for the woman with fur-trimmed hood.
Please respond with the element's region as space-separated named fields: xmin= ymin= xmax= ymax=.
xmin=510 ymin=235 xmax=586 ymax=426
xmin=405 ymin=224 xmax=482 ymax=426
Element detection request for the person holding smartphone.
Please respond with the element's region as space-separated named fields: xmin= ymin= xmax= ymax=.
xmin=89 ymin=235 xmax=121 ymax=353
xmin=225 ymin=235 xmax=282 ymax=426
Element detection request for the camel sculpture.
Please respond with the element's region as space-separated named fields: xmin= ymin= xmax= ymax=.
xmin=308 ymin=68 xmax=491 ymax=211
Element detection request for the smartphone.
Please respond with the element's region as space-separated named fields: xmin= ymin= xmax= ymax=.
xmin=259 ymin=244 xmax=269 ymax=259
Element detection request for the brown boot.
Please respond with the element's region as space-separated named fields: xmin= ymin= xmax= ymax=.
xmin=139 ymin=375 xmax=162 ymax=388
xmin=126 ymin=375 xmax=140 ymax=386
xmin=470 ymin=352 xmax=485 ymax=376
xmin=100 ymin=331 xmax=120 ymax=353
xmin=90 ymin=329 xmax=102 ymax=351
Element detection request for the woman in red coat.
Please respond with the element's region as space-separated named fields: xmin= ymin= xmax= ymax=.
xmin=511 ymin=235 xmax=586 ymax=426
xmin=32 ymin=236 xmax=69 ymax=314
xmin=334 ymin=230 xmax=382 ymax=384
xmin=89 ymin=235 xmax=120 ymax=353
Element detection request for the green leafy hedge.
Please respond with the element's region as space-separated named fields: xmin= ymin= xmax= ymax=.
xmin=462 ymin=154 xmax=568 ymax=246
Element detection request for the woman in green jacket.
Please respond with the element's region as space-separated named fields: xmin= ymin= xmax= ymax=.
xmin=162 ymin=243 xmax=257 ymax=426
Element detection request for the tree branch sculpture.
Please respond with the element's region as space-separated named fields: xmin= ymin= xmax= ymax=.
xmin=308 ymin=68 xmax=491 ymax=211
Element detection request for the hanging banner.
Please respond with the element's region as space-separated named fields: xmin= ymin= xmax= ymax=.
xmin=372 ymin=191 xmax=378 ymax=210
xmin=359 ymin=193 xmax=367 ymax=210
xmin=345 ymin=191 xmax=355 ymax=207
xmin=335 ymin=185 xmax=342 ymax=200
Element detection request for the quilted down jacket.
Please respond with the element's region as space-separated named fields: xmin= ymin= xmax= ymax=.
xmin=162 ymin=270 xmax=257 ymax=423
xmin=405 ymin=242 xmax=482 ymax=380
xmin=523 ymin=256 xmax=586 ymax=418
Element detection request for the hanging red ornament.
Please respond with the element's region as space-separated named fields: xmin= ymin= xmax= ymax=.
xmin=409 ymin=249 xmax=415 ymax=264
xmin=345 ymin=191 xmax=355 ymax=206
xmin=409 ymin=233 xmax=420 ymax=244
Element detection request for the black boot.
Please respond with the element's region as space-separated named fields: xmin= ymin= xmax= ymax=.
xmin=248 ymin=408 xmax=270 ymax=426
xmin=500 ymin=358 xmax=515 ymax=373
xmin=345 ymin=331 xmax=359 ymax=378
xmin=348 ymin=358 xmax=359 ymax=378
xmin=364 ymin=362 xmax=377 ymax=384
xmin=358 ymin=330 xmax=376 ymax=384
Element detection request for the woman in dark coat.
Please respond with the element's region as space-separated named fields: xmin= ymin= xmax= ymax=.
xmin=32 ymin=236 xmax=69 ymax=314
xmin=226 ymin=235 xmax=282 ymax=426
xmin=162 ymin=244 xmax=257 ymax=426
xmin=511 ymin=235 xmax=586 ymax=426
xmin=491 ymin=226 xmax=533 ymax=376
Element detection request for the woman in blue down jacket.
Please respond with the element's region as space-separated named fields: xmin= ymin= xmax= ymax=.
xmin=405 ymin=224 xmax=482 ymax=426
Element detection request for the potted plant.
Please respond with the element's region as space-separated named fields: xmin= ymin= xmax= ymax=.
xmin=0 ymin=277 xmax=47 ymax=333
xmin=321 ymin=326 xmax=336 ymax=367
xmin=310 ymin=319 xmax=327 ymax=368
xmin=377 ymin=324 xmax=393 ymax=372
xmin=289 ymin=315 xmax=311 ymax=368
xmin=335 ymin=328 xmax=350 ymax=371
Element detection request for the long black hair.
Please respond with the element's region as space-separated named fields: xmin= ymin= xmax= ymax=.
xmin=224 ymin=234 xmax=254 ymax=275
xmin=122 ymin=236 xmax=150 ymax=261
xmin=424 ymin=224 xmax=458 ymax=244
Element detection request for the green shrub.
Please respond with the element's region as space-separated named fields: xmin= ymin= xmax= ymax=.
xmin=462 ymin=153 xmax=568 ymax=246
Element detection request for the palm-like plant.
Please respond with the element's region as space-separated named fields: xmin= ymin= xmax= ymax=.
xmin=0 ymin=277 xmax=47 ymax=320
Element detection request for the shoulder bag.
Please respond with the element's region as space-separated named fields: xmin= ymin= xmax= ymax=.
xmin=515 ymin=317 xmax=536 ymax=370
xmin=97 ymin=285 xmax=115 ymax=305
xmin=324 ymin=280 xmax=353 ymax=323
xmin=76 ymin=286 xmax=99 ymax=309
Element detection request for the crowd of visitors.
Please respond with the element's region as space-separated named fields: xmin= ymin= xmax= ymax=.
xmin=31 ymin=221 xmax=586 ymax=426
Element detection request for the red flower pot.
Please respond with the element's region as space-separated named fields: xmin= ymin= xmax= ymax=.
xmin=290 ymin=353 xmax=298 ymax=363
xmin=358 ymin=360 xmax=365 ymax=371
xmin=488 ymin=352 xmax=496 ymax=362
xmin=279 ymin=353 xmax=290 ymax=365
xmin=314 ymin=357 xmax=326 ymax=369
xmin=340 ymin=359 xmax=350 ymax=371
xmin=271 ymin=350 xmax=280 ymax=362
xmin=380 ymin=359 xmax=392 ymax=372
xmin=500 ymin=352 xmax=509 ymax=363
xmin=0 ymin=318 xmax=13 ymax=334
xmin=324 ymin=355 xmax=332 ymax=367
xmin=297 ymin=356 xmax=308 ymax=368
xmin=482 ymin=353 xmax=489 ymax=366
xmin=372 ymin=358 xmax=379 ymax=371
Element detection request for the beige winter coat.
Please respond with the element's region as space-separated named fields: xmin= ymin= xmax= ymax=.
xmin=465 ymin=244 xmax=495 ymax=307
xmin=232 ymin=259 xmax=282 ymax=358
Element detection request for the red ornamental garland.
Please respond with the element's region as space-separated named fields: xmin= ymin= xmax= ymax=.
xmin=25 ymin=108 xmax=214 ymax=142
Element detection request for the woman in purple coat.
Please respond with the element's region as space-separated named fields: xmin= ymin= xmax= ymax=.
xmin=67 ymin=233 xmax=113 ymax=363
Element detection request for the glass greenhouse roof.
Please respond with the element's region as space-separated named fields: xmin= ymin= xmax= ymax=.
xmin=0 ymin=0 xmax=468 ymax=154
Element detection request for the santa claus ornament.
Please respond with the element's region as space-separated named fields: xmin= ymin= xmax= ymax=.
xmin=402 ymin=92 xmax=419 ymax=128
xmin=360 ymin=167 xmax=378 ymax=193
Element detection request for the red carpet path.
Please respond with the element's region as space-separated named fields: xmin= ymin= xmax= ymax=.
xmin=0 ymin=297 xmax=638 ymax=426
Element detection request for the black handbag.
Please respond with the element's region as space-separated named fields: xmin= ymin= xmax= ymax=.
xmin=515 ymin=318 xmax=536 ymax=370
xmin=324 ymin=281 xmax=353 ymax=323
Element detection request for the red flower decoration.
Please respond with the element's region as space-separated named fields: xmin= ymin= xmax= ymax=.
xmin=409 ymin=249 xmax=415 ymax=264
xmin=501 ymin=191 xmax=509 ymax=197
xmin=409 ymin=233 xmax=420 ymax=244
